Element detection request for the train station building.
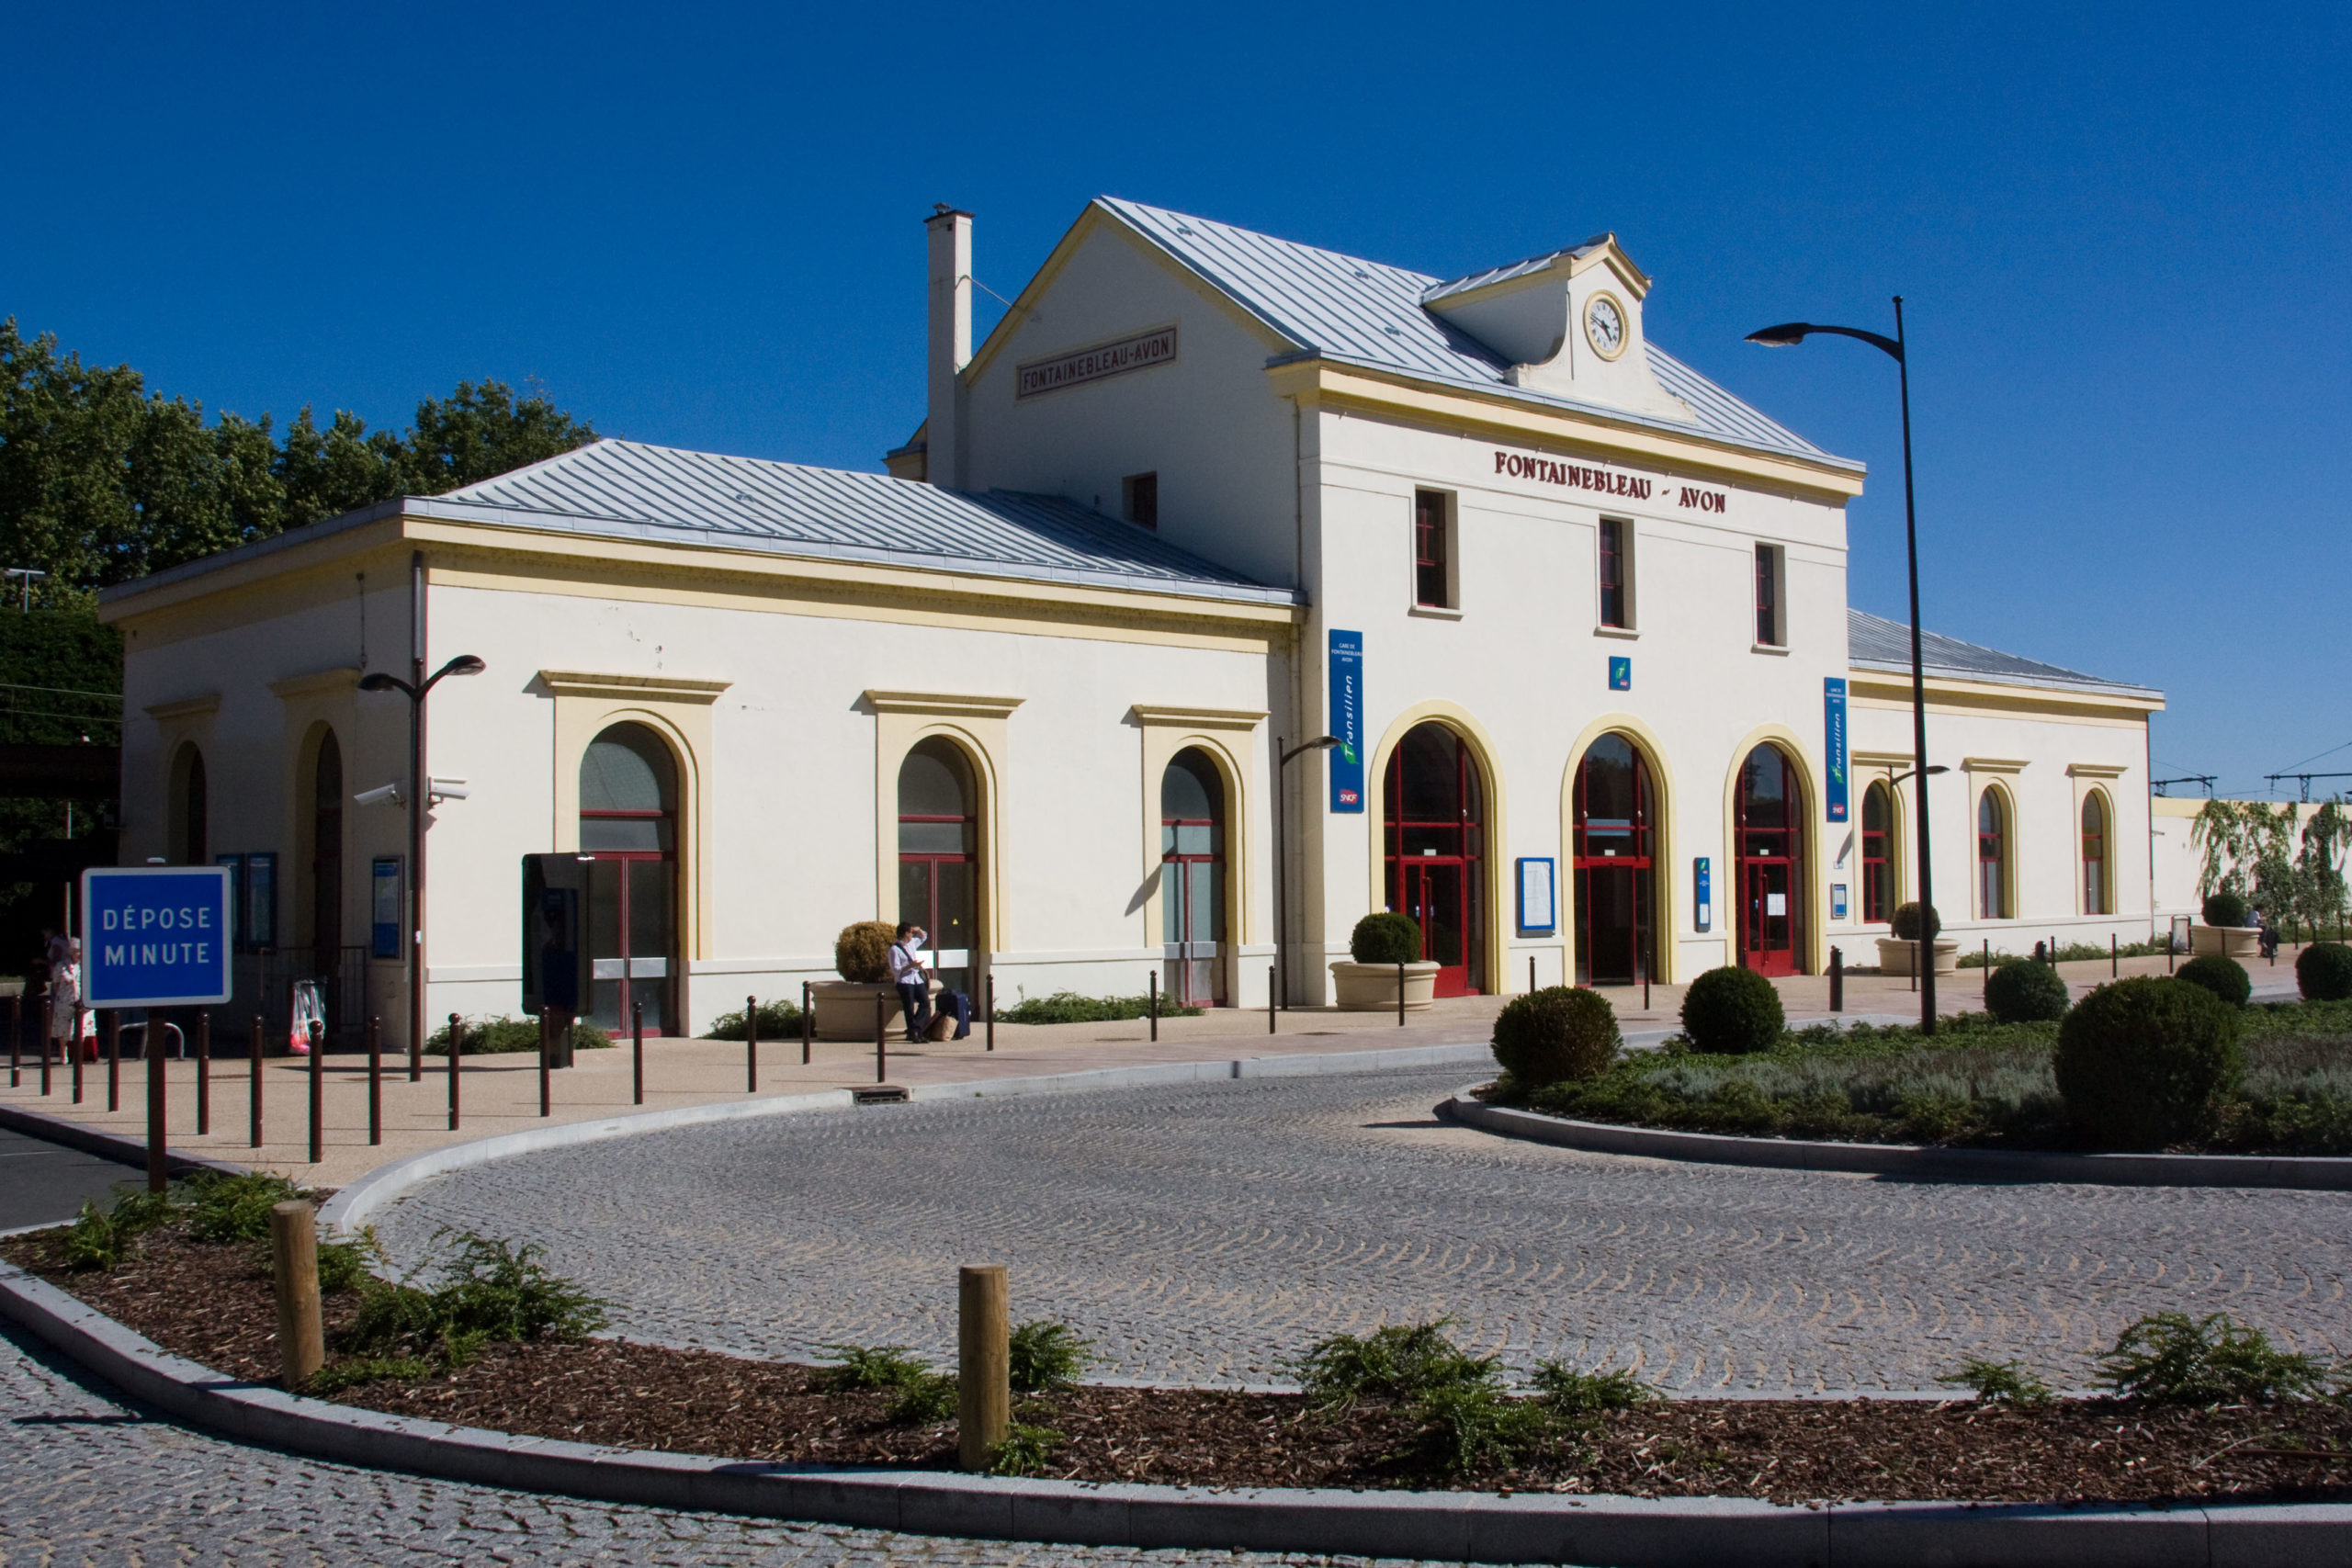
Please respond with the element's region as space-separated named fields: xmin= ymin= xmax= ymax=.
xmin=99 ymin=197 xmax=2165 ymax=1040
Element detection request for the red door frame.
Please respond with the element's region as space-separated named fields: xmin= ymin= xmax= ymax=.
xmin=1384 ymin=727 xmax=1485 ymax=998
xmin=1572 ymin=737 xmax=1654 ymax=986
xmin=578 ymin=809 xmax=675 ymax=1035
xmin=1736 ymin=745 xmax=1804 ymax=977
xmin=1161 ymin=817 xmax=1223 ymax=1007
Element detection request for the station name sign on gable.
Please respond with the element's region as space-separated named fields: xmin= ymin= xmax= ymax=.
xmin=1016 ymin=327 xmax=1178 ymax=400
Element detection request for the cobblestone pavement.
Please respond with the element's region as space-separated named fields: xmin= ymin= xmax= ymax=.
xmin=376 ymin=1067 xmax=2352 ymax=1394
xmin=0 ymin=1326 xmax=1454 ymax=1566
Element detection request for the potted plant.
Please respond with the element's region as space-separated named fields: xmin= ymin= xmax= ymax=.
xmin=810 ymin=921 xmax=935 ymax=1039
xmin=1329 ymin=912 xmax=1441 ymax=1011
xmin=1876 ymin=902 xmax=1958 ymax=976
xmin=2190 ymin=890 xmax=2261 ymax=958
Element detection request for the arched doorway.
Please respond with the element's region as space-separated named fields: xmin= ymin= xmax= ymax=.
xmin=1383 ymin=722 xmax=1487 ymax=997
xmin=580 ymin=723 xmax=679 ymax=1034
xmin=1736 ymin=743 xmax=1804 ymax=976
xmin=1977 ymin=788 xmax=2010 ymax=919
xmin=1572 ymin=733 xmax=1655 ymax=985
xmin=1860 ymin=779 xmax=1895 ymax=924
xmin=1160 ymin=748 xmax=1226 ymax=1007
xmin=899 ymin=737 xmax=978 ymax=996
xmin=169 ymin=743 xmax=209 ymax=864
xmin=311 ymin=731 xmax=343 ymax=969
xmin=2081 ymin=792 xmax=2110 ymax=916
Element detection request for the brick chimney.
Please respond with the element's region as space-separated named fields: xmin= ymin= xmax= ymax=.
xmin=925 ymin=205 xmax=972 ymax=489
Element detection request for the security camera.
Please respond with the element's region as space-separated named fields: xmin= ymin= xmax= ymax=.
xmin=428 ymin=778 xmax=469 ymax=803
xmin=353 ymin=783 xmax=406 ymax=807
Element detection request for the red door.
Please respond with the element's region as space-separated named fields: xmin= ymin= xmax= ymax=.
xmin=1385 ymin=724 xmax=1486 ymax=998
xmin=1400 ymin=859 xmax=1471 ymax=997
xmin=1736 ymin=743 xmax=1804 ymax=977
xmin=1740 ymin=855 xmax=1796 ymax=976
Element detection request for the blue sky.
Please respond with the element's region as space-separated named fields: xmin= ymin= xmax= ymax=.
xmin=11 ymin=2 xmax=2346 ymax=795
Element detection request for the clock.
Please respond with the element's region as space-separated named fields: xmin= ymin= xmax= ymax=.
xmin=1583 ymin=292 xmax=1628 ymax=361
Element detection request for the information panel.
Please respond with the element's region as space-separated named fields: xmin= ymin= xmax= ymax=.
xmin=81 ymin=865 xmax=233 ymax=1008
xmin=1329 ymin=629 xmax=1364 ymax=813
xmin=1516 ymin=857 xmax=1557 ymax=935
xmin=1825 ymin=677 xmax=1849 ymax=823
xmin=1693 ymin=856 xmax=1713 ymax=932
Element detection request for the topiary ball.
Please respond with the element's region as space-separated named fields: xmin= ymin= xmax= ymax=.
xmin=1984 ymin=960 xmax=2071 ymax=1023
xmin=2176 ymin=953 xmax=2252 ymax=1009
xmin=2054 ymin=976 xmax=2243 ymax=1150
xmin=1890 ymin=901 xmax=1941 ymax=942
xmin=2297 ymin=942 xmax=2352 ymax=1002
xmin=1350 ymin=911 xmax=1423 ymax=965
xmin=1679 ymin=964 xmax=1785 ymax=1055
xmin=834 ymin=921 xmax=899 ymax=983
xmin=1492 ymin=986 xmax=1622 ymax=1087
xmin=2201 ymin=890 xmax=2251 ymax=930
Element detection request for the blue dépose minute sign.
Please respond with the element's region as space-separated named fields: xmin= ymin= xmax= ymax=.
xmin=81 ymin=865 xmax=234 ymax=1009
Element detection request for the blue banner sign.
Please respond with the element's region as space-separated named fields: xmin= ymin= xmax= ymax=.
xmin=81 ymin=865 xmax=233 ymax=1008
xmin=1329 ymin=629 xmax=1364 ymax=813
xmin=1609 ymin=655 xmax=1631 ymax=692
xmin=1694 ymin=856 xmax=1713 ymax=932
xmin=1824 ymin=677 xmax=1849 ymax=823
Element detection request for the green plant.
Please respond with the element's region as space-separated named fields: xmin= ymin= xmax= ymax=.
xmin=992 ymin=990 xmax=1202 ymax=1024
xmin=1984 ymin=961 xmax=2071 ymax=1024
xmin=62 ymin=1186 xmax=183 ymax=1270
xmin=1529 ymin=1360 xmax=1656 ymax=1413
xmin=312 ymin=1229 xmax=384 ymax=1292
xmin=1288 ymin=1319 xmax=1496 ymax=1412
xmin=1411 ymin=1379 xmax=1558 ymax=1474
xmin=344 ymin=1234 xmax=608 ymax=1363
xmin=426 ymin=1015 xmax=611 ymax=1055
xmin=2177 ymin=953 xmax=2253 ymax=1009
xmin=1679 ymin=965 xmax=1784 ymax=1055
xmin=704 ymin=998 xmax=805 ymax=1040
xmin=1350 ymin=911 xmax=1423 ymax=966
xmin=1009 ymin=1319 xmax=1094 ymax=1393
xmin=835 ymin=921 xmax=899 ymax=983
xmin=2055 ymin=976 xmax=2244 ymax=1149
xmin=2092 ymin=1312 xmax=2338 ymax=1404
xmin=1890 ymin=901 xmax=1941 ymax=942
xmin=1936 ymin=1357 xmax=2053 ymax=1406
xmin=2203 ymin=889 xmax=2252 ymax=929
xmin=888 ymin=1372 xmax=960 ymax=1424
xmin=987 ymin=1421 xmax=1066 ymax=1476
xmin=2298 ymin=942 xmax=2352 ymax=1002
xmin=306 ymin=1355 xmax=434 ymax=1394
xmin=185 ymin=1170 xmax=307 ymax=1242
xmin=812 ymin=1342 xmax=957 ymax=1424
xmin=1491 ymin=987 xmax=1621 ymax=1087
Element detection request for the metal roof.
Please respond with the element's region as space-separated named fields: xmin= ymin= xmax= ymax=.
xmin=1094 ymin=197 xmax=1858 ymax=472
xmin=1848 ymin=608 xmax=2159 ymax=699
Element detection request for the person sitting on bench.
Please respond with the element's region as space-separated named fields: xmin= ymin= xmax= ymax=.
xmin=888 ymin=923 xmax=973 ymax=1043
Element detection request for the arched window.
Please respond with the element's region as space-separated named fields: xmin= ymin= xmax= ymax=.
xmin=1736 ymin=744 xmax=1804 ymax=975
xmin=169 ymin=743 xmax=209 ymax=865
xmin=1383 ymin=723 xmax=1487 ymax=996
xmin=1860 ymin=780 xmax=1894 ymax=924
xmin=2081 ymin=792 xmax=2109 ymax=916
xmin=1573 ymin=733 xmax=1656 ymax=985
xmin=899 ymin=738 xmax=978 ymax=995
xmin=311 ymin=730 xmax=343 ymax=963
xmin=580 ymin=723 xmax=679 ymax=1033
xmin=1977 ymin=789 xmax=2010 ymax=920
xmin=1160 ymin=748 xmax=1226 ymax=1007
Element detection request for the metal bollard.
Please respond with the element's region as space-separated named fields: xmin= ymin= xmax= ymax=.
xmin=956 ymin=1264 xmax=1010 ymax=1471
xmin=985 ymin=975 xmax=995 ymax=1052
xmin=72 ymin=1009 xmax=84 ymax=1103
xmin=308 ymin=1020 xmax=324 ymax=1165
xmin=1643 ymin=954 xmax=1651 ymax=1012
xmin=146 ymin=1011 xmax=168 ymax=1193
xmin=632 ymin=999 xmax=645 ymax=1105
xmin=268 ymin=1201 xmax=325 ymax=1389
xmin=2111 ymin=932 xmax=2119 ymax=978
xmin=447 ymin=1014 xmax=461 ymax=1130
xmin=1828 ymin=946 xmax=1843 ymax=1012
xmin=196 ymin=1011 xmax=210 ymax=1137
xmin=874 ymin=992 xmax=887 ymax=1084
xmin=6 ymin=989 xmax=16 ymax=1088
xmin=801 ymin=980 xmax=812 ymax=1066
xmin=538 ymin=1011 xmax=552 ymax=1118
xmin=1148 ymin=971 xmax=1158 ymax=1042
xmin=366 ymin=1016 xmax=381 ymax=1145
xmin=1268 ymin=964 xmax=1276 ymax=1034
xmin=38 ymin=982 xmax=51 ymax=1098
xmin=250 ymin=1014 xmax=265 ymax=1148
xmin=746 ymin=994 xmax=758 ymax=1093
xmin=107 ymin=1010 xmax=120 ymax=1111
xmin=1397 ymin=960 xmax=1407 ymax=1026
xmin=1530 ymin=954 xmax=1537 ymax=994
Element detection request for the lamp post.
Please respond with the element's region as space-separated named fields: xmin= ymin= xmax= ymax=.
xmin=1272 ymin=734 xmax=1342 ymax=1010
xmin=1747 ymin=299 xmax=1939 ymax=1033
xmin=359 ymin=654 xmax=485 ymax=1075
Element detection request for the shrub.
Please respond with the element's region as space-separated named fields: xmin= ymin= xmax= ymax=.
xmin=344 ymin=1234 xmax=607 ymax=1364
xmin=2092 ymin=1311 xmax=2338 ymax=1404
xmin=987 ymin=1421 xmax=1067 ymax=1476
xmin=704 ymin=998 xmax=805 ymax=1040
xmin=1679 ymin=965 xmax=1784 ymax=1055
xmin=814 ymin=1342 xmax=956 ymax=1424
xmin=2177 ymin=954 xmax=2252 ymax=1009
xmin=1350 ymin=911 xmax=1422 ymax=965
xmin=1984 ymin=961 xmax=2071 ymax=1024
xmin=2203 ymin=890 xmax=2251 ymax=929
xmin=1412 ymin=1380 xmax=1558 ymax=1474
xmin=834 ymin=921 xmax=899 ymax=983
xmin=2055 ymin=977 xmax=2243 ymax=1149
xmin=1491 ymin=987 xmax=1621 ymax=1087
xmin=993 ymin=990 xmax=1202 ymax=1024
xmin=426 ymin=1016 xmax=611 ymax=1055
xmin=1936 ymin=1356 xmax=2052 ymax=1406
xmin=186 ymin=1171 xmax=307 ymax=1243
xmin=306 ymin=1355 xmax=435 ymax=1394
xmin=2298 ymin=942 xmax=2352 ymax=1002
xmin=1009 ymin=1319 xmax=1093 ymax=1393
xmin=1530 ymin=1360 xmax=1656 ymax=1413
xmin=1288 ymin=1319 xmax=1496 ymax=1412
xmin=62 ymin=1186 xmax=182 ymax=1270
xmin=1890 ymin=902 xmax=1941 ymax=942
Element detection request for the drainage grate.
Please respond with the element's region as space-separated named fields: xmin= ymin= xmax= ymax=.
xmin=852 ymin=1085 xmax=910 ymax=1105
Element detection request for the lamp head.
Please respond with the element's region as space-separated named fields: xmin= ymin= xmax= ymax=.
xmin=1925 ymin=764 xmax=1951 ymax=775
xmin=1745 ymin=321 xmax=1814 ymax=347
xmin=1311 ymin=735 xmax=1342 ymax=750
xmin=441 ymin=655 xmax=486 ymax=678
xmin=357 ymin=672 xmax=401 ymax=694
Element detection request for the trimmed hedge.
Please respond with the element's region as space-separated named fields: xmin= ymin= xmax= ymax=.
xmin=835 ymin=921 xmax=898 ymax=983
xmin=2054 ymin=976 xmax=2243 ymax=1150
xmin=1890 ymin=902 xmax=1940 ymax=942
xmin=2202 ymin=890 xmax=2251 ymax=930
xmin=1351 ymin=911 xmax=1423 ymax=966
xmin=2176 ymin=953 xmax=2252 ymax=1009
xmin=1984 ymin=960 xmax=2070 ymax=1024
xmin=2297 ymin=942 xmax=2352 ymax=1002
xmin=1679 ymin=965 xmax=1783 ymax=1055
xmin=1492 ymin=987 xmax=1622 ymax=1087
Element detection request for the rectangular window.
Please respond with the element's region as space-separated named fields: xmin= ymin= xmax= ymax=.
xmin=1598 ymin=517 xmax=1631 ymax=628
xmin=1121 ymin=472 xmax=1158 ymax=530
xmin=1414 ymin=489 xmax=1452 ymax=608
xmin=1754 ymin=543 xmax=1784 ymax=647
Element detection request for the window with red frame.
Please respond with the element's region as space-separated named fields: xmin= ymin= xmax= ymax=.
xmin=1599 ymin=517 xmax=1628 ymax=628
xmin=1861 ymin=780 xmax=1894 ymax=923
xmin=1414 ymin=490 xmax=1451 ymax=608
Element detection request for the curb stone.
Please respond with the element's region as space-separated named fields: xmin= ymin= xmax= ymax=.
xmin=7 ymin=1260 xmax=2346 ymax=1565
xmin=1446 ymin=1088 xmax=2352 ymax=1190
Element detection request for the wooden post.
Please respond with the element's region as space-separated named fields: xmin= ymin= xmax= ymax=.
xmin=447 ymin=1013 xmax=461 ymax=1130
xmin=268 ymin=1201 xmax=326 ymax=1389
xmin=956 ymin=1264 xmax=1010 ymax=1471
xmin=632 ymin=998 xmax=644 ymax=1105
xmin=874 ymin=992 xmax=887 ymax=1085
xmin=106 ymin=1010 xmax=120 ymax=1111
xmin=1148 ymin=970 xmax=1159 ymax=1042
xmin=196 ymin=1011 xmax=210 ymax=1136
xmin=145 ymin=1012 xmax=168 ymax=1194
xmin=801 ymin=981 xmax=812 ymax=1065
xmin=307 ymin=1020 xmax=324 ymax=1165
xmin=366 ymin=1016 xmax=381 ymax=1145
xmin=250 ymin=1014 xmax=264 ymax=1148
xmin=745 ymin=994 xmax=758 ymax=1093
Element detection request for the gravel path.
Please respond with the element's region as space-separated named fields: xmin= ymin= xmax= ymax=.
xmin=373 ymin=1066 xmax=2352 ymax=1393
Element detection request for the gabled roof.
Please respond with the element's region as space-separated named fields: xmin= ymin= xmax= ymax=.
xmin=1848 ymin=608 xmax=2159 ymax=699
xmin=438 ymin=440 xmax=1297 ymax=605
xmin=1092 ymin=197 xmax=1858 ymax=471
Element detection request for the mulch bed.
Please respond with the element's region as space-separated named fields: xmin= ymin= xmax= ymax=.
xmin=6 ymin=1223 xmax=2350 ymax=1506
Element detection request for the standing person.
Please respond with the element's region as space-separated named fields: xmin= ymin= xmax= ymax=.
xmin=48 ymin=938 xmax=80 ymax=1063
xmin=888 ymin=922 xmax=936 ymax=1043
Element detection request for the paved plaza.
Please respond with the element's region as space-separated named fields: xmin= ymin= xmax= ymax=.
xmin=377 ymin=1066 xmax=2352 ymax=1394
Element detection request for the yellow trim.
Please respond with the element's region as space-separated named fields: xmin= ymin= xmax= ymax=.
xmin=1133 ymin=707 xmax=1267 ymax=996
xmin=1559 ymin=715 xmax=1678 ymax=985
xmin=1963 ymin=756 xmax=2030 ymax=774
xmin=1974 ymin=779 xmax=2019 ymax=920
xmin=1849 ymin=671 xmax=2162 ymax=720
xmin=1853 ymin=770 xmax=1910 ymax=914
xmin=1362 ymin=701 xmax=1510 ymax=996
xmin=873 ymin=713 xmax=1011 ymax=959
xmin=266 ymin=669 xmax=358 ymax=701
xmin=2075 ymin=783 xmax=2118 ymax=917
xmin=1721 ymin=726 xmax=1823 ymax=975
xmin=865 ymin=691 xmax=1024 ymax=720
xmin=1129 ymin=704 xmax=1268 ymax=731
xmin=539 ymin=671 xmax=731 ymax=705
xmin=1583 ymin=291 xmax=1630 ymax=361
xmin=144 ymin=694 xmax=220 ymax=721
xmin=2067 ymin=762 xmax=2129 ymax=779
xmin=1852 ymin=750 xmax=1915 ymax=769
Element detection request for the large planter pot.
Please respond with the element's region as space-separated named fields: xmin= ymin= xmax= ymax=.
xmin=810 ymin=978 xmax=936 ymax=1041
xmin=1876 ymin=937 xmax=1960 ymax=976
xmin=1329 ymin=960 xmax=1441 ymax=1012
xmin=2190 ymin=924 xmax=2260 ymax=958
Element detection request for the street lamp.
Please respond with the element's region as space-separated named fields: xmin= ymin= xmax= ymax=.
xmin=359 ymin=654 xmax=486 ymax=1077
xmin=1272 ymin=734 xmax=1342 ymax=1010
xmin=1747 ymin=299 xmax=1940 ymax=1033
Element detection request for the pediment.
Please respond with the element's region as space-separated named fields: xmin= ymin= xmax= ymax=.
xmin=1421 ymin=236 xmax=1692 ymax=422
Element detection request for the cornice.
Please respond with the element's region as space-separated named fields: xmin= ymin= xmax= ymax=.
xmin=1129 ymin=704 xmax=1268 ymax=732
xmin=863 ymin=691 xmax=1025 ymax=720
xmin=267 ymin=667 xmax=361 ymax=701
xmin=537 ymin=671 xmax=732 ymax=705
xmin=143 ymin=694 xmax=220 ymax=722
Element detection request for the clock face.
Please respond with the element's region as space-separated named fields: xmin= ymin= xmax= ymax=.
xmin=1584 ymin=292 xmax=1628 ymax=360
